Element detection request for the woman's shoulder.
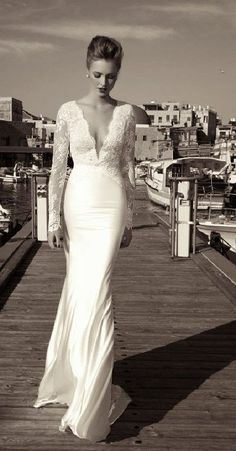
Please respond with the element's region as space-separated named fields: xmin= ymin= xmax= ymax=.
xmin=130 ymin=103 xmax=151 ymax=125
xmin=55 ymin=100 xmax=72 ymax=119
xmin=119 ymin=101 xmax=151 ymax=125
xmin=56 ymin=100 xmax=80 ymax=122
xmin=57 ymin=99 xmax=83 ymax=114
xmin=117 ymin=101 xmax=135 ymax=121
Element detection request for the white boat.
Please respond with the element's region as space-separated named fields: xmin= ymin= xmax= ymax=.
xmin=0 ymin=204 xmax=17 ymax=234
xmin=197 ymin=214 xmax=236 ymax=253
xmin=0 ymin=173 xmax=28 ymax=183
xmin=145 ymin=157 xmax=228 ymax=210
xmin=135 ymin=161 xmax=151 ymax=185
xmin=0 ymin=163 xmax=29 ymax=184
xmin=228 ymin=167 xmax=236 ymax=185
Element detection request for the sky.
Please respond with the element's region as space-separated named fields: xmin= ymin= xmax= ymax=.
xmin=1 ymin=0 xmax=235 ymax=123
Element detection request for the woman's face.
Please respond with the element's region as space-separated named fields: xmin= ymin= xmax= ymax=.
xmin=87 ymin=58 xmax=119 ymax=97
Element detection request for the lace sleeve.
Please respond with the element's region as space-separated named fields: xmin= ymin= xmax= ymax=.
xmin=121 ymin=106 xmax=136 ymax=230
xmin=48 ymin=103 xmax=69 ymax=232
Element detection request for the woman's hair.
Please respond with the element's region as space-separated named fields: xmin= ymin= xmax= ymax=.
xmin=86 ymin=35 xmax=124 ymax=71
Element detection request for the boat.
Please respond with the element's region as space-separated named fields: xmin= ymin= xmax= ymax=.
xmin=0 ymin=163 xmax=29 ymax=184
xmin=197 ymin=212 xmax=236 ymax=253
xmin=228 ymin=167 xmax=236 ymax=185
xmin=135 ymin=161 xmax=151 ymax=185
xmin=0 ymin=204 xmax=17 ymax=234
xmin=217 ymin=163 xmax=236 ymax=208
xmin=24 ymin=167 xmax=51 ymax=177
xmin=145 ymin=157 xmax=228 ymax=210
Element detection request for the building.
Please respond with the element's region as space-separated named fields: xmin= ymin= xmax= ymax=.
xmin=193 ymin=104 xmax=217 ymax=144
xmin=0 ymin=98 xmax=54 ymax=148
xmin=142 ymin=101 xmax=180 ymax=126
xmin=142 ymin=100 xmax=217 ymax=144
xmin=0 ymin=98 xmax=53 ymax=167
xmin=0 ymin=97 xmax=23 ymax=121
xmin=23 ymin=110 xmax=56 ymax=147
xmin=179 ymin=104 xmax=196 ymax=127
xmin=169 ymin=126 xmax=212 ymax=157
xmin=216 ymin=124 xmax=235 ymax=141
xmin=0 ymin=120 xmax=34 ymax=147
xmin=214 ymin=123 xmax=236 ymax=163
xmin=142 ymin=100 xmax=196 ymax=128
xmin=135 ymin=124 xmax=173 ymax=161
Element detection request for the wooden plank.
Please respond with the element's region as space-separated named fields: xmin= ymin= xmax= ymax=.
xmin=0 ymin=185 xmax=236 ymax=450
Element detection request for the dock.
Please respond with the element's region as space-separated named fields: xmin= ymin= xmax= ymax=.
xmin=0 ymin=185 xmax=236 ymax=450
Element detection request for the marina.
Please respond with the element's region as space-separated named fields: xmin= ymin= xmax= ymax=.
xmin=145 ymin=157 xmax=231 ymax=211
xmin=0 ymin=176 xmax=31 ymax=246
xmin=0 ymin=185 xmax=236 ymax=450
xmin=1 ymin=2 xmax=236 ymax=446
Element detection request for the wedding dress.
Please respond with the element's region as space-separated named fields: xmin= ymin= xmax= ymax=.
xmin=33 ymin=99 xmax=136 ymax=442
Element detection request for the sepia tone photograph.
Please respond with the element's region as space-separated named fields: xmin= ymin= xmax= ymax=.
xmin=0 ymin=0 xmax=236 ymax=449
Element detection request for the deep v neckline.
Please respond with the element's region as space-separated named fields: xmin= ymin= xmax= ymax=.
xmin=75 ymin=100 xmax=125 ymax=156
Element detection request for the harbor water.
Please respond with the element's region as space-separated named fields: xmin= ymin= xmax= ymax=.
xmin=0 ymin=180 xmax=31 ymax=225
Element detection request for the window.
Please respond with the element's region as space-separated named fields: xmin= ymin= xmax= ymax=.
xmin=143 ymin=135 xmax=147 ymax=141
xmin=145 ymin=105 xmax=157 ymax=110
xmin=155 ymin=167 xmax=163 ymax=174
xmin=158 ymin=117 xmax=162 ymax=123
xmin=173 ymin=115 xmax=178 ymax=122
xmin=0 ymin=103 xmax=10 ymax=111
xmin=149 ymin=115 xmax=154 ymax=123
xmin=166 ymin=115 xmax=170 ymax=122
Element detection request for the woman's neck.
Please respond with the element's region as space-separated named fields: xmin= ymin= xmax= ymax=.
xmin=84 ymin=92 xmax=116 ymax=107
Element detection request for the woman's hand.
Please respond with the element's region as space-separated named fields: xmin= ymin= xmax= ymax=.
xmin=48 ymin=229 xmax=63 ymax=249
xmin=120 ymin=227 xmax=132 ymax=248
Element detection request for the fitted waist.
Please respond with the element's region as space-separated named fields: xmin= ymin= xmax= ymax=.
xmin=69 ymin=164 xmax=125 ymax=188
xmin=71 ymin=163 xmax=108 ymax=172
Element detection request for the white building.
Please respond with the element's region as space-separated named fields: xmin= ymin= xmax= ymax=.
xmin=23 ymin=110 xmax=56 ymax=147
xmin=135 ymin=124 xmax=172 ymax=161
xmin=141 ymin=101 xmax=180 ymax=126
xmin=142 ymin=100 xmax=195 ymax=128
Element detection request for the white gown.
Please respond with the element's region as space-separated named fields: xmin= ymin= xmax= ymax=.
xmin=33 ymin=99 xmax=136 ymax=442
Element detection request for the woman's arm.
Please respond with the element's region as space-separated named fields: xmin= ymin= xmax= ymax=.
xmin=48 ymin=103 xmax=69 ymax=232
xmin=121 ymin=106 xmax=136 ymax=230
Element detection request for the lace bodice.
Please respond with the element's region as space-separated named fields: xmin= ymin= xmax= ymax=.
xmin=48 ymin=100 xmax=136 ymax=233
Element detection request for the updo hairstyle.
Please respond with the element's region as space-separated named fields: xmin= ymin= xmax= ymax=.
xmin=86 ymin=35 xmax=124 ymax=71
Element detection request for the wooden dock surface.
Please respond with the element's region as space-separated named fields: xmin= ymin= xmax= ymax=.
xmin=0 ymin=186 xmax=236 ymax=450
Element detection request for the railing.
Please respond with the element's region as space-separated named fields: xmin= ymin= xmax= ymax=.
xmin=0 ymin=146 xmax=52 ymax=154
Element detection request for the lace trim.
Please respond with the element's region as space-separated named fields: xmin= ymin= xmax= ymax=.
xmin=48 ymin=101 xmax=136 ymax=232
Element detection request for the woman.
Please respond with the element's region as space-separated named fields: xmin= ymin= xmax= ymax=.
xmin=33 ymin=35 xmax=150 ymax=443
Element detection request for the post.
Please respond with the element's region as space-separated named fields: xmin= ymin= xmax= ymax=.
xmin=171 ymin=179 xmax=176 ymax=258
xmin=192 ymin=178 xmax=198 ymax=254
xmin=175 ymin=190 xmax=179 ymax=256
xmin=35 ymin=174 xmax=49 ymax=241
xmin=169 ymin=175 xmax=201 ymax=258
xmin=176 ymin=181 xmax=191 ymax=257
xmin=31 ymin=175 xmax=36 ymax=239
